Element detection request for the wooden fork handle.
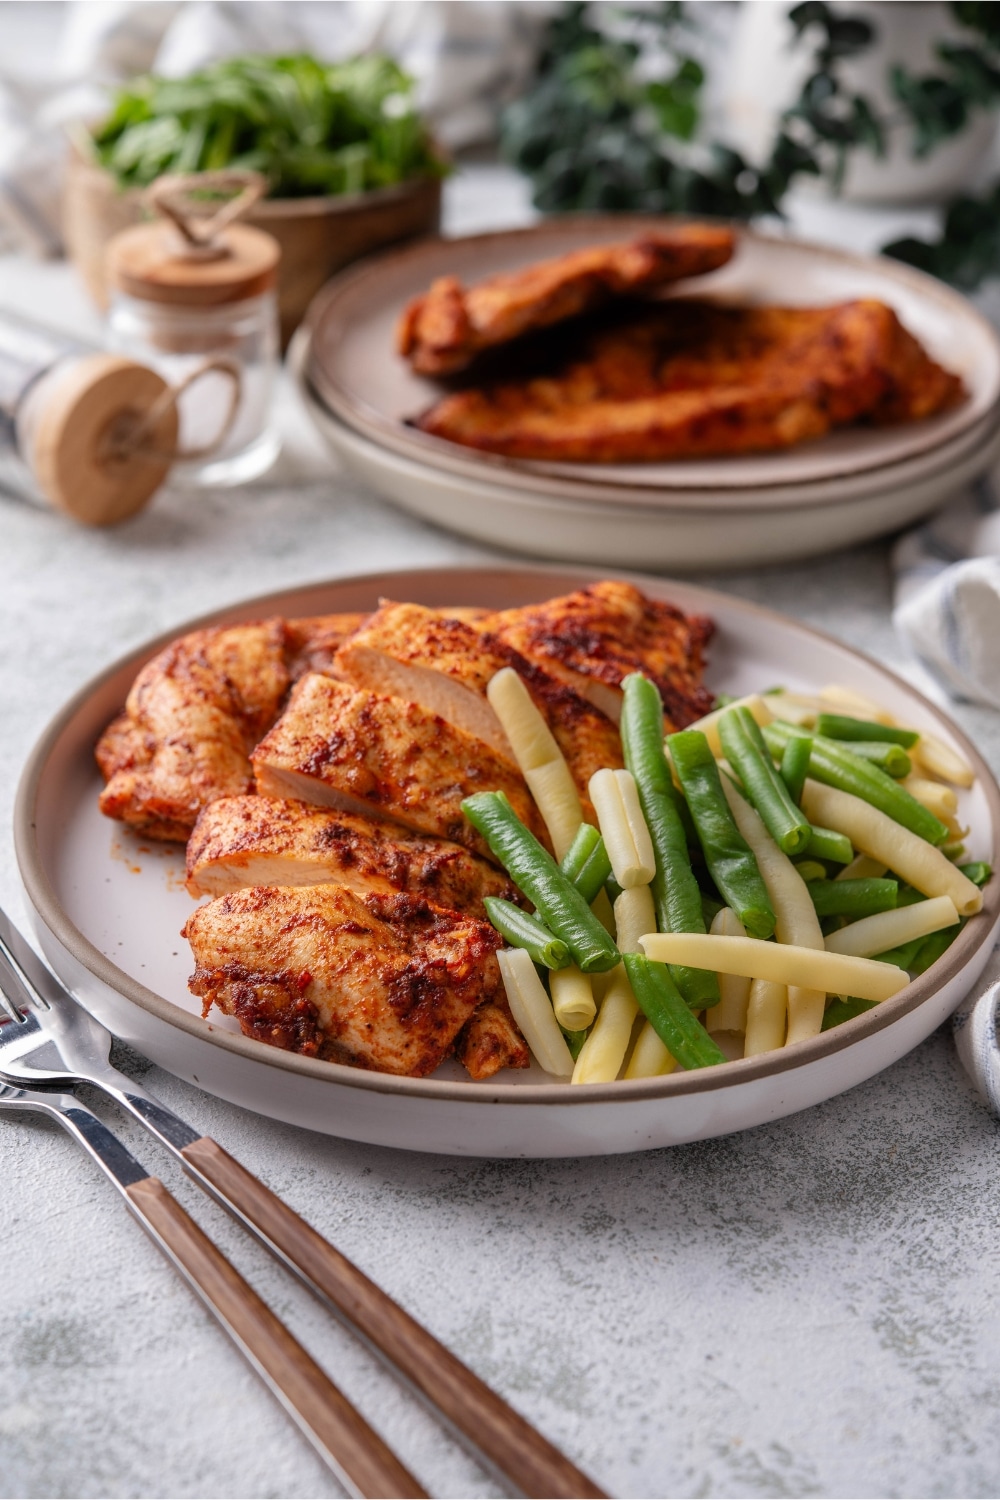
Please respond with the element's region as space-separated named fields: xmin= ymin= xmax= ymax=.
xmin=125 ymin=1176 xmax=426 ymax=1500
xmin=182 ymin=1137 xmax=606 ymax=1500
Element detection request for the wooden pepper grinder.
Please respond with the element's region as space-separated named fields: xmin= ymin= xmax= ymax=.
xmin=0 ymin=312 xmax=180 ymax=525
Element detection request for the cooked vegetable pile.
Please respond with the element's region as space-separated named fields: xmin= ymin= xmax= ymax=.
xmin=91 ymin=53 xmax=443 ymax=197
xmin=465 ymin=672 xmax=990 ymax=1083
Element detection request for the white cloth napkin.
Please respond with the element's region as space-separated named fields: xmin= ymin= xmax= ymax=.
xmin=892 ymin=465 xmax=1000 ymax=710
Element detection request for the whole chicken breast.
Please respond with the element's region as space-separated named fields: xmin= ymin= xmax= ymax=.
xmin=397 ymin=226 xmax=736 ymax=375
xmin=413 ymin=299 xmax=965 ymax=462
xmin=186 ymin=885 xmax=506 ymax=1077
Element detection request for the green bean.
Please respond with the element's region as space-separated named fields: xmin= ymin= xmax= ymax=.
xmin=701 ymin=894 xmax=724 ymax=927
xmin=910 ymin=923 xmax=961 ymax=974
xmin=808 ymin=878 xmax=898 ymax=919
xmin=804 ymin=825 xmax=853 ymax=864
xmin=793 ymin=860 xmax=828 ymax=883
xmin=622 ymin=954 xmax=727 ymax=1070
xmin=960 ymin=861 xmax=992 ymax=887
xmin=780 ymin=733 xmax=812 ymax=805
xmin=621 ymin=674 xmax=718 ymax=1009
xmin=763 ymin=721 xmax=949 ymax=845
xmin=941 ymin=841 xmax=967 ymax=862
xmin=560 ymin=823 xmax=600 ymax=880
xmin=482 ymin=898 xmax=570 ymax=970
xmin=895 ymin=885 xmax=926 ymax=907
xmin=718 ymin=708 xmax=811 ymax=855
xmin=871 ymin=936 xmax=925 ymax=969
xmin=561 ymin=1026 xmax=588 ymax=1060
xmin=821 ymin=996 xmax=877 ymax=1030
xmin=559 ymin=824 xmax=612 ymax=904
xmin=605 ymin=873 xmax=624 ymax=904
xmin=836 ymin=740 xmax=912 ymax=778
xmin=815 ymin=713 xmax=918 ymax=748
xmin=666 ymin=730 xmax=776 ymax=939
xmin=462 ymin=792 xmax=620 ymax=972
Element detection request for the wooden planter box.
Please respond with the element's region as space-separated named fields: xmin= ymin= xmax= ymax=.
xmin=64 ymin=150 xmax=443 ymax=347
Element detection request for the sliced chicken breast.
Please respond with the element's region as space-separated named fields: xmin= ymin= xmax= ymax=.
xmin=251 ymin=673 xmax=550 ymax=861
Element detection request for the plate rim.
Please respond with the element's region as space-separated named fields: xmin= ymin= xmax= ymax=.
xmin=16 ymin=562 xmax=1000 ymax=1108
xmin=304 ymin=217 xmax=1000 ymax=492
xmin=298 ymin=351 xmax=1000 ymax=518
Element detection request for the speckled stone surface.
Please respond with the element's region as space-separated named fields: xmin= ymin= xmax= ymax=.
xmin=3 ymin=171 xmax=1000 ymax=1500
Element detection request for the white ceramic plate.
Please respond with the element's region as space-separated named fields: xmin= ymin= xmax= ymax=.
xmin=305 ymin=218 xmax=1000 ymax=492
xmin=15 ymin=566 xmax=1000 ymax=1157
xmin=295 ymin=370 xmax=1000 ymax=571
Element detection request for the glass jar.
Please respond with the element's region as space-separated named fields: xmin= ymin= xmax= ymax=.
xmin=105 ymin=186 xmax=281 ymax=488
xmin=107 ymin=288 xmax=280 ymax=487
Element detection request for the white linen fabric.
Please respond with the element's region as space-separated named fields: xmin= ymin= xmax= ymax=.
xmin=0 ymin=0 xmax=550 ymax=255
xmin=892 ymin=469 xmax=1000 ymax=710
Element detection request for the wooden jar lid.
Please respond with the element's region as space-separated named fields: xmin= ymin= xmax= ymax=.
xmin=107 ymin=221 xmax=280 ymax=307
xmin=31 ymin=354 xmax=179 ymax=526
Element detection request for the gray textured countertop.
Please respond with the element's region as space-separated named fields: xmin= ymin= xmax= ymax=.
xmin=3 ymin=170 xmax=1000 ymax=1500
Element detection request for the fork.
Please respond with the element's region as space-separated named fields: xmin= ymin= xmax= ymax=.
xmin=0 ymin=1078 xmax=425 ymax=1499
xmin=0 ymin=907 xmax=605 ymax=1500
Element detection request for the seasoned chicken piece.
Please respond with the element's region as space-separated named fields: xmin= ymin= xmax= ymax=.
xmin=335 ymin=601 xmax=623 ymax=818
xmin=251 ymin=673 xmax=549 ymax=860
xmin=337 ymin=603 xmax=513 ymax=757
xmin=97 ymin=620 xmax=291 ymax=842
xmin=186 ymin=885 xmax=507 ymax=1077
xmin=397 ymin=226 xmax=736 ymax=375
xmin=456 ymin=994 xmax=530 ymax=1079
xmin=185 ymin=794 xmax=521 ymax=914
xmin=413 ymin=299 xmax=966 ymax=462
xmin=486 ymin=580 xmax=714 ymax=729
xmin=284 ymin=612 xmax=367 ymax=679
xmin=96 ymin=613 xmax=364 ymax=841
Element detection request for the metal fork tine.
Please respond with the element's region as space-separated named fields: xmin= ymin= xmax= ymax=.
xmin=0 ymin=992 xmax=21 ymax=1024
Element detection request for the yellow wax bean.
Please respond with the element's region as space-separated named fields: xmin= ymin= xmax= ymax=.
xmin=800 ymin=781 xmax=982 ymax=917
xmin=640 ymin=932 xmax=909 ymax=1003
xmin=825 ymin=895 xmax=959 ymax=958
xmin=705 ymin=907 xmax=750 ymax=1033
xmin=497 ymin=948 xmax=574 ymax=1077
xmin=744 ymin=979 xmax=787 ymax=1056
xmin=624 ymin=1021 xmax=677 ymax=1079
xmin=550 ymin=964 xmax=596 ymax=1031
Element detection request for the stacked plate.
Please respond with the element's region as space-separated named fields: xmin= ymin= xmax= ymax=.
xmin=292 ymin=216 xmax=1000 ymax=571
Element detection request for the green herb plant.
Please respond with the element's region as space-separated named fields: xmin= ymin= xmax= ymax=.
xmin=92 ymin=53 xmax=444 ymax=199
xmin=502 ymin=1 xmax=1000 ymax=291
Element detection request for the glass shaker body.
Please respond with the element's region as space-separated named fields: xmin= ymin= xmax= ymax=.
xmin=106 ymin=287 xmax=280 ymax=486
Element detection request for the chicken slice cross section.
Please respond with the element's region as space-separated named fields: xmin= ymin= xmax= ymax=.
xmin=251 ymin=673 xmax=550 ymax=861
xmin=185 ymin=793 xmax=522 ymax=916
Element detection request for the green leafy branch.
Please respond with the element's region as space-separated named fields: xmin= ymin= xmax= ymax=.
xmin=502 ymin=1 xmax=1000 ymax=292
xmin=92 ymin=53 xmax=444 ymax=199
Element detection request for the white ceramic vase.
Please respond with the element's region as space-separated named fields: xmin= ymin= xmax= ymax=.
xmin=724 ymin=0 xmax=998 ymax=203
